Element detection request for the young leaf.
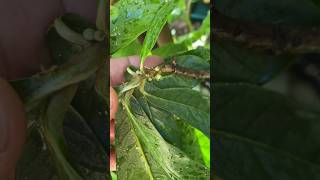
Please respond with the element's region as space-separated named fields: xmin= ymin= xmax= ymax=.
xmin=116 ymin=92 xmax=209 ymax=179
xmin=140 ymin=1 xmax=175 ymax=70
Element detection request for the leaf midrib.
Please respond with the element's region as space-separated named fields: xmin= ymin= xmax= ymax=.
xmin=123 ymin=102 xmax=155 ymax=180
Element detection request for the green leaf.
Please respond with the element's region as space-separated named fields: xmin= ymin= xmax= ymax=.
xmin=72 ymin=75 xmax=108 ymax=150
xmin=16 ymin=107 xmax=108 ymax=180
xmin=112 ymin=40 xmax=142 ymax=58
xmin=15 ymin=129 xmax=58 ymax=180
xmin=215 ymin=0 xmax=320 ymax=26
xmin=111 ymin=171 xmax=117 ymax=180
xmin=140 ymin=1 xmax=175 ymax=69
xmin=149 ymin=74 xmax=200 ymax=89
xmin=116 ymin=92 xmax=209 ymax=179
xmin=143 ymin=83 xmax=210 ymax=137
xmin=174 ymin=47 xmax=210 ymax=62
xmin=63 ymin=107 xmax=108 ymax=176
xmin=213 ymin=41 xmax=294 ymax=84
xmin=195 ymin=129 xmax=210 ymax=167
xmin=152 ymin=43 xmax=188 ymax=59
xmin=135 ymin=93 xmax=206 ymax=164
xmin=174 ymin=55 xmax=210 ymax=71
xmin=213 ymin=83 xmax=320 ymax=179
xmin=110 ymin=0 xmax=162 ymax=53
xmin=39 ymin=85 xmax=82 ymax=180
xmin=10 ymin=43 xmax=106 ymax=111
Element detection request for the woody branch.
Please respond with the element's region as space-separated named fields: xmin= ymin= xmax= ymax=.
xmin=213 ymin=10 xmax=320 ymax=55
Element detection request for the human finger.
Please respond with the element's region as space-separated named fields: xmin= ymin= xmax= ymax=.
xmin=110 ymin=55 xmax=163 ymax=86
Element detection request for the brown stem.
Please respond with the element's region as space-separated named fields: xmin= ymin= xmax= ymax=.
xmin=145 ymin=64 xmax=210 ymax=79
xmin=214 ymin=10 xmax=320 ymax=54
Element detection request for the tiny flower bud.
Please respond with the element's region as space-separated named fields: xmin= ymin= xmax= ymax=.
xmin=155 ymin=74 xmax=162 ymax=81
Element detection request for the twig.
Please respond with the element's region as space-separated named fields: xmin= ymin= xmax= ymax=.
xmin=213 ymin=10 xmax=320 ymax=54
xmin=184 ymin=0 xmax=194 ymax=32
xmin=145 ymin=62 xmax=210 ymax=79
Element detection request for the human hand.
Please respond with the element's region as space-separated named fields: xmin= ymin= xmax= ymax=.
xmin=110 ymin=56 xmax=163 ymax=171
xmin=0 ymin=1 xmax=96 ymax=179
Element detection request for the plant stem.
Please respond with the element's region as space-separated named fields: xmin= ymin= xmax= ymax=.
xmin=184 ymin=0 xmax=194 ymax=32
xmin=214 ymin=10 xmax=320 ymax=54
xmin=96 ymin=0 xmax=107 ymax=32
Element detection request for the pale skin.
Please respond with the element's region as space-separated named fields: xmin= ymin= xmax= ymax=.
xmin=0 ymin=0 xmax=96 ymax=179
xmin=110 ymin=56 xmax=163 ymax=171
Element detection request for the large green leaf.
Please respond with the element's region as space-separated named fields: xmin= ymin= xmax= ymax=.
xmin=143 ymin=83 xmax=210 ymax=137
xmin=213 ymin=41 xmax=294 ymax=84
xmin=16 ymin=107 xmax=108 ymax=180
xmin=135 ymin=93 xmax=206 ymax=165
xmin=111 ymin=0 xmax=163 ymax=53
xmin=215 ymin=0 xmax=320 ymax=26
xmin=72 ymin=76 xmax=108 ymax=150
xmin=213 ymin=83 xmax=320 ymax=179
xmin=116 ymin=92 xmax=209 ymax=179
xmin=63 ymin=107 xmax=107 ymax=176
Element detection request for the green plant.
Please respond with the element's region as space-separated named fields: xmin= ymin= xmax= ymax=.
xmin=214 ymin=0 xmax=320 ymax=179
xmin=111 ymin=0 xmax=210 ymax=179
xmin=13 ymin=1 xmax=108 ymax=179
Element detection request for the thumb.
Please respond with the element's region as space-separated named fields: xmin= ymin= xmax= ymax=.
xmin=110 ymin=86 xmax=118 ymax=171
xmin=0 ymin=78 xmax=26 ymax=179
xmin=110 ymin=86 xmax=118 ymax=144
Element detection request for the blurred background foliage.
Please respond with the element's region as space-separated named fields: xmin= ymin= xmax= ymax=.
xmin=214 ymin=0 xmax=320 ymax=179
